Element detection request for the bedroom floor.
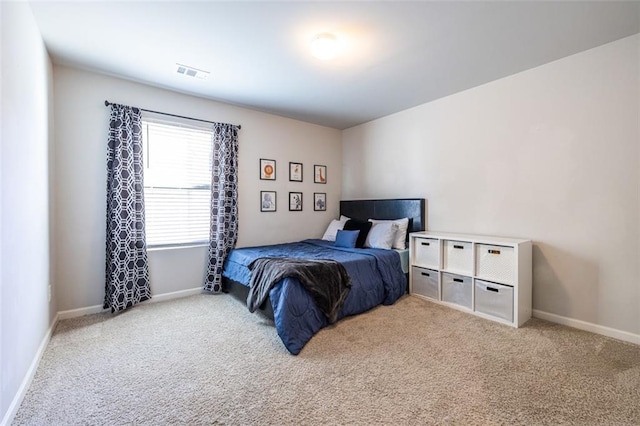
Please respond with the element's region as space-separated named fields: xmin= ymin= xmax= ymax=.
xmin=13 ymin=294 xmax=640 ymax=425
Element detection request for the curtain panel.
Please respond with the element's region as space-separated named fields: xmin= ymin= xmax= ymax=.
xmin=204 ymin=123 xmax=239 ymax=292
xmin=104 ymin=103 xmax=151 ymax=312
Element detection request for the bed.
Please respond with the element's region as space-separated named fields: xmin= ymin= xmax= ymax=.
xmin=222 ymin=198 xmax=426 ymax=354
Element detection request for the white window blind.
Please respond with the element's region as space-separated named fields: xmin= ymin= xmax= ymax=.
xmin=142 ymin=116 xmax=213 ymax=247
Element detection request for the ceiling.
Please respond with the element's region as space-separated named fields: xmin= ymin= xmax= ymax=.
xmin=29 ymin=1 xmax=640 ymax=130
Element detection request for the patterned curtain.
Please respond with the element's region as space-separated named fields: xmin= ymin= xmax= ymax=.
xmin=204 ymin=123 xmax=239 ymax=292
xmin=104 ymin=103 xmax=151 ymax=312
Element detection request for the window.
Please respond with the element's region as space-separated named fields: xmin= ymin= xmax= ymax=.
xmin=142 ymin=115 xmax=212 ymax=247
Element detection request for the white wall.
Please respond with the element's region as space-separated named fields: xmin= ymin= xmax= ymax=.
xmin=53 ymin=66 xmax=342 ymax=311
xmin=343 ymin=35 xmax=640 ymax=337
xmin=1 ymin=2 xmax=55 ymax=422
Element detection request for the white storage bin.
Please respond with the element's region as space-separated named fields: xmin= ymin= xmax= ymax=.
xmin=441 ymin=272 xmax=472 ymax=309
xmin=413 ymin=238 xmax=439 ymax=269
xmin=475 ymin=279 xmax=514 ymax=322
xmin=442 ymin=240 xmax=473 ymax=275
xmin=411 ymin=267 xmax=439 ymax=300
xmin=476 ymin=244 xmax=515 ymax=285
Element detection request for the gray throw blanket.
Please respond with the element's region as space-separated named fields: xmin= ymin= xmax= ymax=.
xmin=247 ymin=257 xmax=351 ymax=324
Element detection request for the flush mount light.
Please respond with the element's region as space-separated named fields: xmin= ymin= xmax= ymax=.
xmin=310 ymin=33 xmax=339 ymax=60
xmin=176 ymin=63 xmax=210 ymax=80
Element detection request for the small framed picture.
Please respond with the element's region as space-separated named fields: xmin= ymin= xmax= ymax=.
xmin=289 ymin=162 xmax=303 ymax=182
xmin=314 ymin=165 xmax=327 ymax=184
xmin=289 ymin=192 xmax=303 ymax=211
xmin=314 ymin=193 xmax=326 ymax=211
xmin=260 ymin=159 xmax=276 ymax=180
xmin=260 ymin=191 xmax=276 ymax=212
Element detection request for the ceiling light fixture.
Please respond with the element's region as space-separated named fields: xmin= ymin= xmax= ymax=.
xmin=310 ymin=33 xmax=339 ymax=60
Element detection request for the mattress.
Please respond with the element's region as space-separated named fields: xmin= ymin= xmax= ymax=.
xmin=394 ymin=248 xmax=410 ymax=274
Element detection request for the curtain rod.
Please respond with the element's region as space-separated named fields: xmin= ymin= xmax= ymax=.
xmin=104 ymin=100 xmax=241 ymax=130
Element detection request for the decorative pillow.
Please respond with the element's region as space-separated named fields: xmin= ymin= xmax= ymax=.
xmin=322 ymin=219 xmax=344 ymax=241
xmin=334 ymin=230 xmax=360 ymax=248
xmin=364 ymin=222 xmax=398 ymax=250
xmin=369 ymin=217 xmax=410 ymax=249
xmin=343 ymin=219 xmax=373 ymax=248
xmin=321 ymin=215 xmax=351 ymax=241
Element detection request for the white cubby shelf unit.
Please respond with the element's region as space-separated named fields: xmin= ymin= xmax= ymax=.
xmin=409 ymin=231 xmax=532 ymax=327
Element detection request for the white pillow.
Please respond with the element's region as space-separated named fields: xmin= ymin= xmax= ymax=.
xmin=321 ymin=216 xmax=350 ymax=241
xmin=364 ymin=222 xmax=398 ymax=250
xmin=369 ymin=218 xmax=409 ymax=249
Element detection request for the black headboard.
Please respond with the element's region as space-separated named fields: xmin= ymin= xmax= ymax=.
xmin=340 ymin=198 xmax=426 ymax=236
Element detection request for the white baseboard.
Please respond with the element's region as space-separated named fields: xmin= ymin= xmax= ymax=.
xmin=57 ymin=286 xmax=203 ymax=320
xmin=150 ymin=286 xmax=202 ymax=303
xmin=57 ymin=303 xmax=108 ymax=320
xmin=1 ymin=313 xmax=59 ymax=426
xmin=533 ymin=309 xmax=640 ymax=346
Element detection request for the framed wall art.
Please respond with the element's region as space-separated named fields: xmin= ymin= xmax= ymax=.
xmin=289 ymin=162 xmax=303 ymax=182
xmin=314 ymin=165 xmax=327 ymax=184
xmin=289 ymin=192 xmax=303 ymax=211
xmin=260 ymin=159 xmax=276 ymax=180
xmin=260 ymin=191 xmax=277 ymax=212
xmin=314 ymin=193 xmax=326 ymax=211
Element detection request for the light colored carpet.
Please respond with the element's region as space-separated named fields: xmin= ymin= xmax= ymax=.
xmin=13 ymin=294 xmax=640 ymax=425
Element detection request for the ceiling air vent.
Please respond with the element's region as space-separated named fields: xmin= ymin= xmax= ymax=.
xmin=176 ymin=63 xmax=209 ymax=80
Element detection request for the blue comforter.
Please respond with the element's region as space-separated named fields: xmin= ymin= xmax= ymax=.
xmin=222 ymin=239 xmax=406 ymax=354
